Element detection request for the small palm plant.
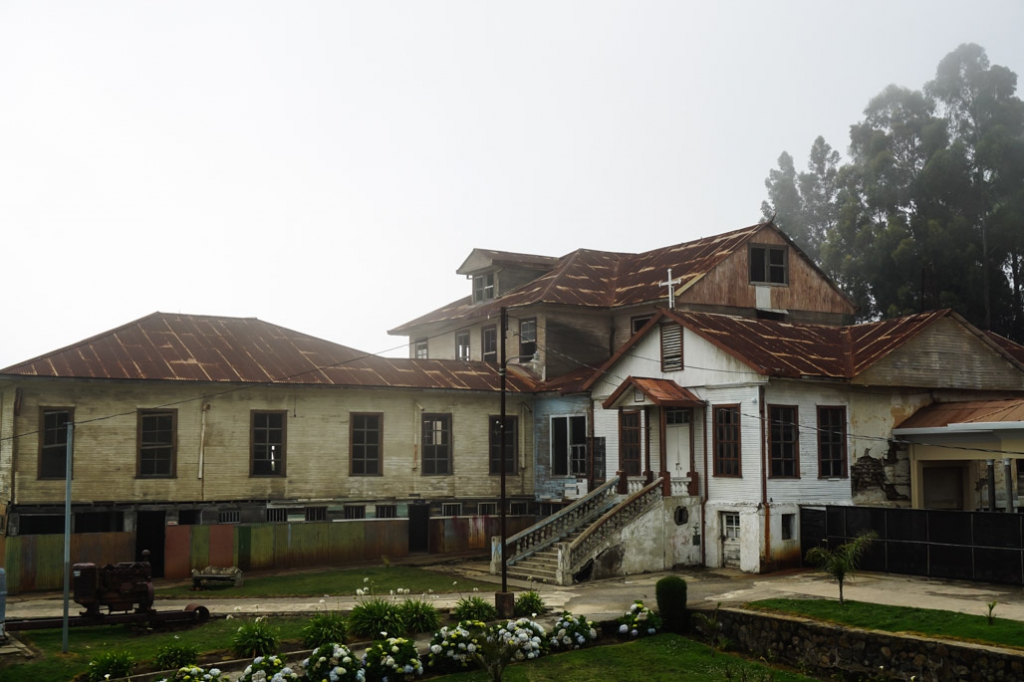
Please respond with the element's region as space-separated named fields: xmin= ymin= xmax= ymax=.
xmin=805 ymin=531 xmax=876 ymax=605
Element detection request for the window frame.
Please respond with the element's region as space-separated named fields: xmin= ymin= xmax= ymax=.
xmin=482 ymin=325 xmax=497 ymax=364
xmin=455 ymin=330 xmax=471 ymax=361
xmin=713 ymin=405 xmax=741 ymax=477
xmin=488 ymin=415 xmax=518 ymax=475
xmin=250 ymin=410 xmax=287 ymax=477
xmin=660 ymin=323 xmax=683 ymax=372
xmin=351 ymin=412 xmax=383 ymax=476
xmin=631 ymin=314 xmax=654 ymax=335
xmin=768 ymin=405 xmax=799 ymax=478
xmin=473 ymin=273 xmax=495 ymax=303
xmin=413 ymin=338 xmax=428 ymax=359
xmin=421 ymin=413 xmax=452 ymax=476
xmin=551 ymin=414 xmax=587 ymax=477
xmin=619 ymin=410 xmax=642 ymax=476
xmin=817 ymin=406 xmax=848 ymax=478
xmin=749 ymin=244 xmax=789 ymax=285
xmin=519 ymin=318 xmax=537 ymax=360
xmin=137 ymin=409 xmax=177 ymax=479
xmin=39 ymin=407 xmax=74 ymax=480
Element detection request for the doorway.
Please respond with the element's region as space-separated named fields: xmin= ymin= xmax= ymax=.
xmin=136 ymin=511 xmax=166 ymax=578
xmin=721 ymin=511 xmax=740 ymax=568
xmin=408 ymin=503 xmax=430 ymax=553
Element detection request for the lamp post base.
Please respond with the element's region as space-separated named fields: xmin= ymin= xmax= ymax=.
xmin=495 ymin=591 xmax=515 ymax=619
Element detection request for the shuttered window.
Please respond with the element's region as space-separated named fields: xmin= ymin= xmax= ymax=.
xmin=661 ymin=324 xmax=682 ymax=371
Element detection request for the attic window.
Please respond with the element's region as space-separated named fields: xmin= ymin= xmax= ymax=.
xmin=661 ymin=323 xmax=683 ymax=371
xmin=413 ymin=339 xmax=428 ymax=359
xmin=473 ymin=273 xmax=495 ymax=302
xmin=749 ymin=245 xmax=788 ymax=285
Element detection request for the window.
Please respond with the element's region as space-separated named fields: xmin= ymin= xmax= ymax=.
xmin=39 ymin=408 xmax=73 ymax=479
xmin=519 ymin=318 xmax=537 ymax=359
xmin=818 ymin=406 xmax=848 ymax=478
xmin=351 ymin=413 xmax=382 ymax=475
xmin=473 ymin=273 xmax=495 ymax=302
xmin=631 ymin=315 xmax=654 ymax=335
xmin=482 ymin=326 xmax=497 ymax=364
xmin=413 ymin=339 xmax=428 ymax=359
xmin=661 ymin=323 xmax=683 ymax=371
xmin=441 ymin=503 xmax=462 ymax=517
xmin=781 ymin=513 xmax=795 ymax=541
xmin=178 ymin=510 xmax=201 ymax=525
xmin=713 ymin=405 xmax=741 ymax=476
xmin=749 ymin=245 xmax=788 ymax=284
xmin=266 ymin=508 xmax=287 ymax=523
xmin=376 ymin=505 xmax=397 ymax=519
xmin=769 ymin=406 xmax=798 ymax=478
xmin=619 ymin=411 xmax=642 ymax=476
xmin=666 ymin=408 xmax=690 ymax=425
xmin=251 ymin=411 xmax=286 ymax=476
xmin=138 ymin=409 xmax=176 ymax=478
xmin=422 ymin=413 xmax=452 ymax=475
xmin=343 ymin=505 xmax=366 ymax=519
xmin=305 ymin=507 xmax=327 ymax=522
xmin=218 ymin=510 xmax=240 ymax=524
xmin=489 ymin=415 xmax=518 ymax=475
xmin=722 ymin=511 xmax=740 ymax=539
xmin=478 ymin=502 xmax=497 ymax=516
xmin=455 ymin=330 xmax=471 ymax=361
xmin=510 ymin=502 xmax=528 ymax=515
xmin=552 ymin=415 xmax=587 ymax=476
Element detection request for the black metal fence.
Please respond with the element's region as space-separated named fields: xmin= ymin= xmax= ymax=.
xmin=800 ymin=505 xmax=1024 ymax=585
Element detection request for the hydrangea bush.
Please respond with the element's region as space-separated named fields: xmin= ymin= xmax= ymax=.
xmin=547 ymin=612 xmax=598 ymax=651
xmin=237 ymin=654 xmax=300 ymax=682
xmin=302 ymin=643 xmax=364 ymax=682
xmin=426 ymin=620 xmax=487 ymax=674
xmin=155 ymin=665 xmax=228 ymax=682
xmin=363 ymin=636 xmax=423 ymax=681
xmin=492 ymin=618 xmax=547 ymax=661
xmin=617 ymin=600 xmax=662 ymax=638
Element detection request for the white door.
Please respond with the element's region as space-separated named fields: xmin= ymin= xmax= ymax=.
xmin=721 ymin=512 xmax=741 ymax=568
xmin=665 ymin=423 xmax=690 ymax=475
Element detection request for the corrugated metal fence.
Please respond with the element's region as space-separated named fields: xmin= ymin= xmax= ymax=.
xmin=4 ymin=515 xmax=538 ymax=592
xmin=801 ymin=505 xmax=1024 ymax=585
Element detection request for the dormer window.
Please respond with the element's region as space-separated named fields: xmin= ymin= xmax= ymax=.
xmin=749 ymin=245 xmax=788 ymax=285
xmin=473 ymin=273 xmax=495 ymax=302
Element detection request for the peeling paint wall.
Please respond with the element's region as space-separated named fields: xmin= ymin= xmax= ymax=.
xmin=588 ymin=497 xmax=702 ymax=579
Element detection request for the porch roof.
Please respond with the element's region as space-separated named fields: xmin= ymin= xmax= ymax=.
xmin=602 ymin=376 xmax=703 ymax=409
xmin=894 ymin=399 xmax=1024 ymax=437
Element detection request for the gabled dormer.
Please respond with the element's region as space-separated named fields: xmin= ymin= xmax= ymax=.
xmin=456 ymin=249 xmax=558 ymax=304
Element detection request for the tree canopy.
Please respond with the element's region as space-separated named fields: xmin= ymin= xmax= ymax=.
xmin=762 ymin=44 xmax=1024 ymax=342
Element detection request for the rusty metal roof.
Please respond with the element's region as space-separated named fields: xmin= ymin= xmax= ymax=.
xmin=456 ymin=249 xmax=560 ymax=275
xmin=390 ymin=222 xmax=783 ymax=334
xmin=585 ymin=308 xmax=994 ymax=387
xmin=603 ymin=377 xmax=703 ymax=409
xmin=896 ymin=399 xmax=1024 ymax=429
xmin=985 ymin=331 xmax=1024 ymax=364
xmin=0 ymin=312 xmax=536 ymax=393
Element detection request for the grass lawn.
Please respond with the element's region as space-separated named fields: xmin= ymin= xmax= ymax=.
xmin=156 ymin=565 xmax=496 ymax=599
xmin=431 ymin=634 xmax=818 ymax=682
xmin=0 ymin=616 xmax=307 ymax=682
xmin=748 ymin=598 xmax=1024 ymax=650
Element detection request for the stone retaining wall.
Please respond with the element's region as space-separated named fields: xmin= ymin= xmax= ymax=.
xmin=702 ymin=607 xmax=1024 ymax=682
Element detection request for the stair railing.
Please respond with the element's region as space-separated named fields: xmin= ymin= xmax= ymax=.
xmin=493 ymin=476 xmax=620 ymax=572
xmin=560 ymin=476 xmax=665 ymax=581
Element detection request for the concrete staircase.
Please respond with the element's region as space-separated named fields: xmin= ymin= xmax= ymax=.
xmin=506 ymin=527 xmax=589 ymax=584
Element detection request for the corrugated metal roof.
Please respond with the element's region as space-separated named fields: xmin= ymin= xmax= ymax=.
xmin=585 ymin=308 xmax=988 ymax=388
xmin=985 ymin=331 xmax=1024 ymax=364
xmin=0 ymin=312 xmax=536 ymax=393
xmin=603 ymin=377 xmax=703 ymax=409
xmin=896 ymin=399 xmax=1024 ymax=429
xmin=390 ymin=222 xmax=795 ymax=334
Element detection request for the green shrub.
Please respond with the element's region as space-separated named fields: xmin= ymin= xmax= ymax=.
xmin=231 ymin=617 xmax=280 ymax=658
xmin=348 ymin=597 xmax=406 ymax=639
xmin=87 ymin=650 xmax=135 ymax=682
xmin=452 ymin=595 xmax=498 ymax=622
xmin=301 ymin=611 xmax=349 ymax=649
xmin=513 ymin=589 xmax=546 ymax=617
xmin=153 ymin=641 xmax=201 ymax=670
xmin=399 ymin=598 xmax=441 ymax=633
xmin=655 ymin=575 xmax=688 ymax=633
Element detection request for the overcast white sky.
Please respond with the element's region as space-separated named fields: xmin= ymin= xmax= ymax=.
xmin=2 ymin=2 xmax=1022 ymax=368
